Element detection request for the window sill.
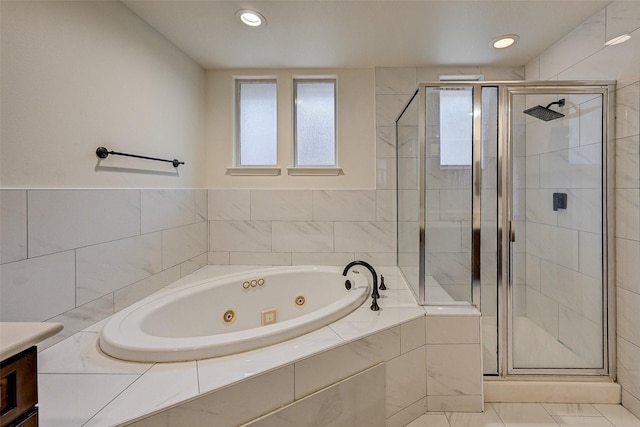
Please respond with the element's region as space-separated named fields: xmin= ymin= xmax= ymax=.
xmin=287 ymin=167 xmax=344 ymax=176
xmin=225 ymin=167 xmax=282 ymax=176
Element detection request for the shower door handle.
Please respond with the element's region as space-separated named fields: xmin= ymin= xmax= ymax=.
xmin=509 ymin=220 xmax=516 ymax=243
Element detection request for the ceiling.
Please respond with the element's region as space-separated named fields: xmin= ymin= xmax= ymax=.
xmin=122 ymin=0 xmax=611 ymax=69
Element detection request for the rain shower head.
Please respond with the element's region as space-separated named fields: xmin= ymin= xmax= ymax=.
xmin=523 ymin=98 xmax=566 ymax=121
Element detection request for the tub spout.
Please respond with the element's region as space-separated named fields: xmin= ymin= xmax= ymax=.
xmin=342 ymin=260 xmax=380 ymax=311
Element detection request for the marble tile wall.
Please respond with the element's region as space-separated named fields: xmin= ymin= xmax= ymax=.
xmin=524 ymin=0 xmax=640 ymax=418
xmin=426 ymin=312 xmax=483 ymax=412
xmin=0 ymin=189 xmax=208 ymax=349
xmin=207 ymin=189 xmax=397 ymax=266
xmin=120 ymin=308 xmax=482 ymax=426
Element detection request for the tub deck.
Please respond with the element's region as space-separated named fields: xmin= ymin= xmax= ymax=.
xmin=37 ymin=265 xmax=436 ymax=426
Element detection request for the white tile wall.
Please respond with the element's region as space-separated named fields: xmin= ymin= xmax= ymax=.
xmin=0 ymin=190 xmax=27 ymax=263
xmin=250 ymin=190 xmax=312 ymax=221
xmin=0 ymin=189 xmax=208 ymax=347
xmin=141 ymin=189 xmax=195 ymax=233
xmin=244 ymin=365 xmax=386 ymax=427
xmin=27 ymin=190 xmax=140 ymax=258
xmin=526 ymin=0 xmax=640 ymax=417
xmin=0 ymin=250 xmax=76 ymax=321
xmin=76 ymin=232 xmax=163 ymax=305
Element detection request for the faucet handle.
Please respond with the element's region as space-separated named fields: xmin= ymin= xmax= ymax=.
xmin=370 ymin=296 xmax=380 ymax=311
xmin=379 ymin=275 xmax=387 ymax=290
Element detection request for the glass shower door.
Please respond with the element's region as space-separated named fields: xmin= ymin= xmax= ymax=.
xmin=508 ymin=90 xmax=607 ymax=372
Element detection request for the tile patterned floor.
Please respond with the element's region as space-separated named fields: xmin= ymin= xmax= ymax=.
xmin=406 ymin=403 xmax=640 ymax=427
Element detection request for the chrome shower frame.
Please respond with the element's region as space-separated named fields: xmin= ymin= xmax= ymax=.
xmin=396 ymin=80 xmax=616 ymax=379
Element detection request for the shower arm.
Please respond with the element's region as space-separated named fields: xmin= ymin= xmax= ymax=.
xmin=546 ymin=99 xmax=566 ymax=109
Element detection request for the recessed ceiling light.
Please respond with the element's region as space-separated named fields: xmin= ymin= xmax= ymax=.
xmin=492 ymin=34 xmax=519 ymax=49
xmin=605 ymin=34 xmax=631 ymax=46
xmin=236 ymin=9 xmax=266 ymax=27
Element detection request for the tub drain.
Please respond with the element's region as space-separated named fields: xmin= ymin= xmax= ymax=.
xmin=222 ymin=309 xmax=236 ymax=324
xmin=295 ymin=296 xmax=306 ymax=307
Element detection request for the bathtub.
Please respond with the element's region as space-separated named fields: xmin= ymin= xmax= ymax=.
xmin=99 ymin=266 xmax=371 ymax=362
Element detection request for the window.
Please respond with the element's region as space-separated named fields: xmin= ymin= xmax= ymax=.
xmin=293 ymin=79 xmax=336 ymax=166
xmin=235 ymin=79 xmax=277 ymax=166
xmin=439 ymin=87 xmax=473 ymax=167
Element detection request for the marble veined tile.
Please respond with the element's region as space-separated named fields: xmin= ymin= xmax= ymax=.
xmin=76 ymin=233 xmax=162 ymax=305
xmin=616 ymin=189 xmax=640 ymax=241
xmin=617 ymin=338 xmax=640 ymax=399
xmin=606 ymin=1 xmax=640 ymax=42
xmin=0 ymin=190 xmax=27 ymax=264
xmin=38 ymin=294 xmax=114 ymax=350
xmin=539 ymin=9 xmax=605 ymax=79
xmin=617 ymin=238 xmax=640 ymax=295
xmin=27 ymin=189 xmax=140 ymax=258
xmin=386 ymin=346 xmax=426 ymax=418
xmin=618 ymin=287 xmax=640 ymax=350
xmin=330 ymin=307 xmax=424 ymax=344
xmin=375 ymin=67 xmax=417 ymax=95
xmin=615 ymin=136 xmax=640 ymax=190
xmin=377 ymin=126 xmax=397 ymax=158
xmin=84 ymin=361 xmax=199 ymax=427
xmin=291 ymin=252 xmax=354 ymax=266
xmin=377 ymin=157 xmax=397 ymax=190
xmin=195 ymin=189 xmax=208 ymax=221
xmin=406 ymin=414 xmax=450 ymax=427
xmin=552 ymin=416 xmax=615 ymax=426
xmin=426 ymin=316 xmax=480 ymax=344
xmin=354 ymin=251 xmax=397 ymax=267
xmin=446 ymin=403 xmax=505 ymax=427
xmin=210 ymin=220 xmax=272 ymax=252
xmin=594 ymin=404 xmax=640 ymax=427
xmin=196 ymin=327 xmax=343 ymax=394
xmin=559 ymin=308 xmax=604 ymax=368
xmin=334 ymin=221 xmax=395 ymax=253
xmin=616 ymin=82 xmax=640 ymax=140
xmin=162 ymin=221 xmax=208 ymax=268
xmin=539 ymin=144 xmax=602 ymax=190
xmin=526 ymin=222 xmax=579 ymax=270
xmin=114 ymin=266 xmax=181 ymax=312
xmin=401 ymin=316 xmax=426 ymax=353
xmin=312 ymin=190 xmax=376 ymax=221
xmin=492 ymin=403 xmax=557 ymax=426
xmin=133 ymin=366 xmax=294 ymax=427
xmin=141 ymin=189 xmax=195 ymax=233
xmin=0 ymin=250 xmax=75 ymax=321
xmin=251 ymin=190 xmax=312 ymax=221
xmin=558 ymin=30 xmax=640 ymax=88
xmin=542 ymin=403 xmax=601 ymax=417
xmin=294 ymin=331 xmax=393 ymax=399
xmin=377 ymin=94 xmax=414 ymax=126
xmin=39 ymin=331 xmax=151 ymax=374
xmin=39 ymin=373 xmax=138 ymax=427
xmin=245 ymin=365 xmax=385 ymax=427
xmin=208 ymin=189 xmax=250 ymax=220
xmin=229 ymin=252 xmax=291 ymax=265
xmin=272 ymin=221 xmax=334 ymax=253
xmin=426 ymin=343 xmax=482 ymax=397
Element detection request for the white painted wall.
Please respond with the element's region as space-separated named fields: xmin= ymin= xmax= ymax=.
xmin=205 ymin=68 xmax=376 ymax=189
xmin=0 ymin=1 xmax=206 ymax=188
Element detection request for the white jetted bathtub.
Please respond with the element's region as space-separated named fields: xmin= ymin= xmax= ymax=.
xmin=99 ymin=266 xmax=370 ymax=362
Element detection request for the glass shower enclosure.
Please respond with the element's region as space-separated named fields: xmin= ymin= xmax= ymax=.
xmin=396 ymin=81 xmax=615 ymax=377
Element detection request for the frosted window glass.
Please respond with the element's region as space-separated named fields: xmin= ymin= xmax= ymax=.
xmin=238 ymin=81 xmax=277 ymax=166
xmin=440 ymin=88 xmax=472 ymax=166
xmin=295 ymin=81 xmax=336 ymax=166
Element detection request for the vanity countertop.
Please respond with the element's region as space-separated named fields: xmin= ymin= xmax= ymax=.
xmin=0 ymin=322 xmax=64 ymax=361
